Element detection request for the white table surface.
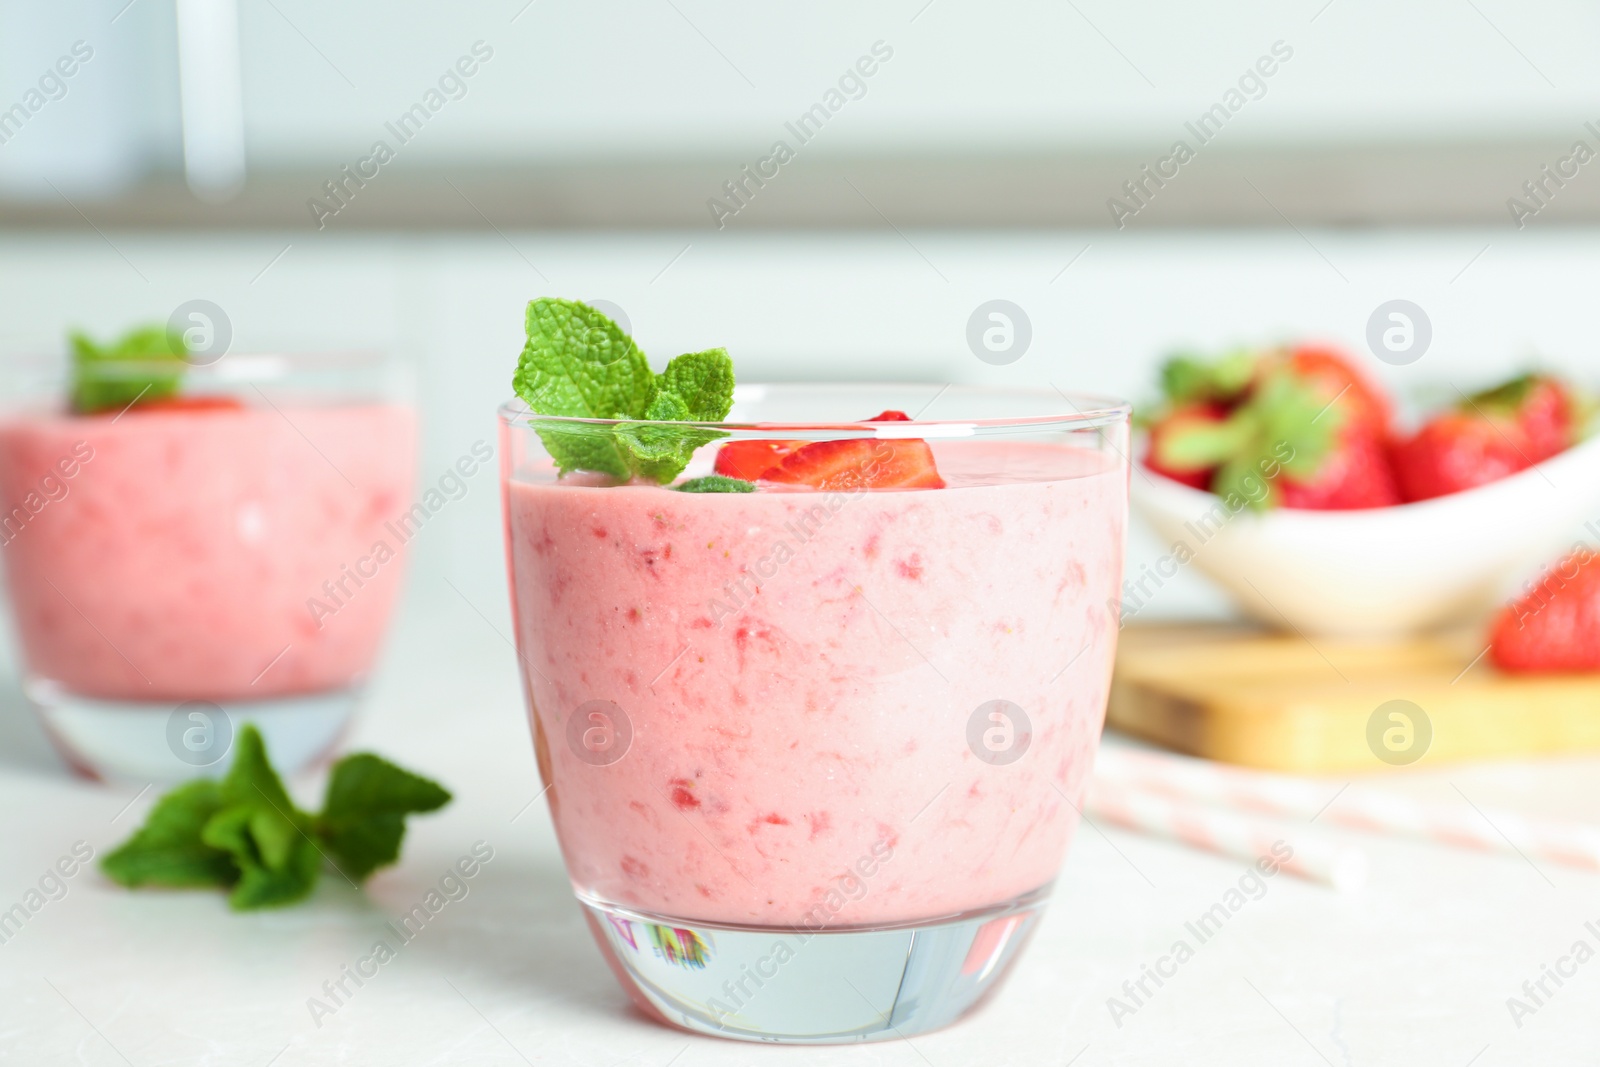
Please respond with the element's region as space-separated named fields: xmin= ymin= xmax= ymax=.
xmin=3 ymin=601 xmax=1600 ymax=1067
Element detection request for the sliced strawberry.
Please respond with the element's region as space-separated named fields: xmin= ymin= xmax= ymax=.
xmin=1391 ymin=412 xmax=1531 ymax=502
xmin=762 ymin=438 xmax=945 ymax=490
xmin=714 ymin=439 xmax=799 ymax=481
xmin=121 ymin=395 xmax=248 ymax=414
xmin=1143 ymin=402 xmax=1227 ymax=490
xmin=1490 ymin=549 xmax=1600 ymax=672
xmin=865 ymin=410 xmax=912 ymax=421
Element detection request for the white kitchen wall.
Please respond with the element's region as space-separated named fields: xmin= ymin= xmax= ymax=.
xmin=5 ymin=0 xmax=1600 ymax=192
xmin=3 ymin=226 xmax=1599 ymax=637
xmin=216 ymin=0 xmax=1600 ymax=158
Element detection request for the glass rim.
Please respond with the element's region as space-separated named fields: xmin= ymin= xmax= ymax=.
xmin=4 ymin=349 xmax=394 ymax=382
xmin=497 ymin=383 xmax=1131 ymax=437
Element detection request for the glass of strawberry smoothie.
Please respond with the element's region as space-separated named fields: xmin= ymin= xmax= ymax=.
xmin=501 ymin=384 xmax=1129 ymax=1043
xmin=0 ymin=352 xmax=416 ymax=782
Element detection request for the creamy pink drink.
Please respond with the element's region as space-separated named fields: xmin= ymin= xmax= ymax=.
xmin=510 ymin=442 xmax=1123 ymax=926
xmin=0 ymin=341 xmax=417 ymax=784
xmin=0 ymin=404 xmax=415 ymax=701
xmin=502 ymin=371 xmax=1128 ymax=1042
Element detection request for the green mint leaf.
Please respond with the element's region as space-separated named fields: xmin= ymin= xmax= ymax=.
xmin=658 ymin=349 xmax=735 ymax=421
xmin=675 ymin=475 xmax=755 ymax=493
xmin=515 ymin=299 xmax=656 ymax=479
xmin=70 ymin=325 xmax=187 ymax=414
xmin=537 ymin=424 xmax=635 ymax=482
xmin=617 ymin=387 xmax=729 ymax=483
xmin=218 ymin=724 xmax=300 ymax=817
xmin=100 ymin=779 xmax=239 ymax=888
xmin=200 ymin=805 xmax=321 ymax=910
xmin=317 ymin=754 xmax=452 ymax=882
xmin=514 ymin=299 xmax=655 ymax=419
xmin=613 ymin=349 xmax=738 ymax=482
xmin=101 ymin=726 xmax=450 ymax=911
xmin=196 ymin=724 xmax=322 ymax=909
xmin=512 ymin=301 xmax=737 ymax=483
xmin=642 ymin=389 xmax=692 ymax=428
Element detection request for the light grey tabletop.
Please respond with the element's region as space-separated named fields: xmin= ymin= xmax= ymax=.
xmin=2 ymin=603 xmax=1599 ymax=1067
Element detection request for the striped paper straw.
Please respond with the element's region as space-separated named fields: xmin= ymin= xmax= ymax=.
xmin=1084 ymin=781 xmax=1369 ymax=893
xmin=1094 ymin=746 xmax=1600 ymax=871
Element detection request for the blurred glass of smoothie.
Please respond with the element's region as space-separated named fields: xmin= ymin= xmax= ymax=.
xmin=0 ymin=341 xmax=416 ymax=781
xmin=501 ymin=383 xmax=1129 ymax=1043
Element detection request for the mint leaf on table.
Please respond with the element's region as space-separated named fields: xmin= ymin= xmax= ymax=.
xmin=70 ymin=325 xmax=187 ymax=414
xmin=101 ymin=726 xmax=451 ymax=911
xmin=99 ymin=780 xmax=238 ymax=888
xmin=200 ymin=804 xmax=321 ymax=910
xmin=513 ymin=299 xmax=736 ymax=483
xmin=316 ymin=754 xmax=452 ymax=882
xmin=675 ymin=475 xmax=755 ymax=493
xmin=200 ymin=726 xmax=321 ymax=909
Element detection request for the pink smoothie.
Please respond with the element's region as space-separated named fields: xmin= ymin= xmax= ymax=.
xmin=0 ymin=404 xmax=416 ymax=701
xmin=506 ymin=439 xmax=1126 ymax=927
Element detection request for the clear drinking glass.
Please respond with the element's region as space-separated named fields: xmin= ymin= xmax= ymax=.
xmin=0 ymin=351 xmax=416 ymax=782
xmin=499 ymin=384 xmax=1129 ymax=1043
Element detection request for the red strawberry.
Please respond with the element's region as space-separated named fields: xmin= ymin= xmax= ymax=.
xmin=1397 ymin=373 xmax=1589 ymax=502
xmin=714 ymin=413 xmax=915 ymax=481
xmin=1143 ymin=402 xmax=1227 ymax=490
xmin=1515 ymin=378 xmax=1576 ymax=462
xmin=1152 ymin=368 xmax=1399 ymax=511
xmin=762 ymin=438 xmax=945 ymax=490
xmin=1391 ymin=412 xmax=1530 ymax=502
xmin=1278 ymin=430 xmax=1401 ymax=509
xmin=1469 ymin=373 xmax=1580 ymax=465
xmin=1490 ymin=550 xmax=1600 ymax=672
xmin=714 ymin=439 xmax=799 ymax=481
xmin=1277 ymin=344 xmax=1393 ymax=439
xmin=119 ymin=395 xmax=247 ymax=414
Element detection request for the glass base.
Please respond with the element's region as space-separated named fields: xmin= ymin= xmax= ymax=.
xmin=27 ymin=679 xmax=359 ymax=783
xmin=579 ymin=885 xmax=1048 ymax=1044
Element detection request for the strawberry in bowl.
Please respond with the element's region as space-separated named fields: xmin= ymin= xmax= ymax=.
xmin=1391 ymin=375 xmax=1585 ymax=502
xmin=1133 ymin=344 xmax=1600 ymax=638
xmin=1142 ymin=344 xmax=1400 ymax=512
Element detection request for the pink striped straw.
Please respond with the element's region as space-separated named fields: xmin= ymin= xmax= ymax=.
xmin=1084 ymin=781 xmax=1369 ymax=892
xmin=1093 ymin=746 xmax=1600 ymax=871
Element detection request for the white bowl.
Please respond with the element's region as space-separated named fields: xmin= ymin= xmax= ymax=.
xmin=1129 ymin=434 xmax=1600 ymax=639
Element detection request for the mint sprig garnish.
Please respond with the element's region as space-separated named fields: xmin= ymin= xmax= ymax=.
xmin=101 ymin=725 xmax=450 ymax=910
xmin=70 ymin=325 xmax=187 ymax=414
xmin=513 ymin=299 xmax=735 ymax=483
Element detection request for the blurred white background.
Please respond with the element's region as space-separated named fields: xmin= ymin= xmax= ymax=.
xmin=5 ymin=0 xmax=1600 ymax=714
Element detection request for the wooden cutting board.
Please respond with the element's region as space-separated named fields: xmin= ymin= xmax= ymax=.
xmin=1106 ymin=623 xmax=1600 ymax=772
